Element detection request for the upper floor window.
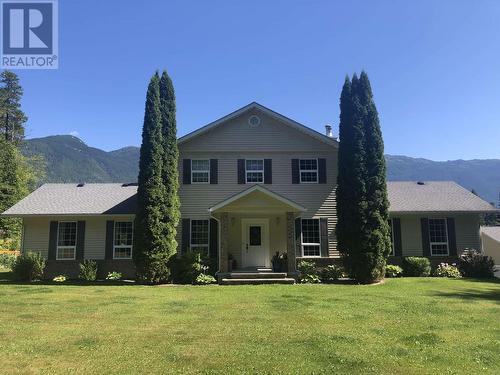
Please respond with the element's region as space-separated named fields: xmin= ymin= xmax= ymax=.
xmin=428 ymin=218 xmax=449 ymax=256
xmin=114 ymin=221 xmax=133 ymax=259
xmin=191 ymin=159 xmax=210 ymax=183
xmin=299 ymin=159 xmax=318 ymax=183
xmin=245 ymin=159 xmax=264 ymax=183
xmin=57 ymin=221 xmax=77 ymax=260
xmin=190 ymin=219 xmax=209 ymax=254
xmin=301 ymin=218 xmax=321 ymax=257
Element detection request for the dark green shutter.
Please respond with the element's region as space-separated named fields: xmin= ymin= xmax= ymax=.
xmin=210 ymin=159 xmax=218 ymax=184
xmin=421 ymin=218 xmax=430 ymax=256
xmin=237 ymin=159 xmax=245 ymax=184
xmin=209 ymin=218 xmax=218 ymax=259
xmin=264 ymin=159 xmax=272 ymax=184
xmin=181 ymin=219 xmax=190 ymax=254
xmin=291 ymin=159 xmax=299 ymax=184
xmin=48 ymin=221 xmax=58 ymax=260
xmin=446 ymin=218 xmax=457 ymax=256
xmin=320 ymin=218 xmax=328 ymax=257
xmin=183 ymin=159 xmax=191 ymax=184
xmin=393 ymin=218 xmax=402 ymax=256
xmin=318 ymin=158 xmax=327 ymax=184
xmin=105 ymin=220 xmax=114 ymax=260
xmin=295 ymin=218 xmax=302 ymax=256
xmin=76 ymin=221 xmax=86 ymax=260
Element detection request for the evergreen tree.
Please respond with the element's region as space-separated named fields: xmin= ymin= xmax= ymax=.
xmin=159 ymin=71 xmax=180 ymax=260
xmin=134 ymin=73 xmax=169 ymax=283
xmin=336 ymin=75 xmax=368 ymax=280
xmin=0 ymin=71 xmax=27 ymax=144
xmin=356 ymin=71 xmax=391 ymax=282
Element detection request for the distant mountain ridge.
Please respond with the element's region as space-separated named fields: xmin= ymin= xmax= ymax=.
xmin=21 ymin=135 xmax=500 ymax=205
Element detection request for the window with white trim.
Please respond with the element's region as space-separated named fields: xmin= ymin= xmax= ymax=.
xmin=57 ymin=221 xmax=77 ymax=260
xmin=389 ymin=219 xmax=395 ymax=256
xmin=190 ymin=219 xmax=209 ymax=253
xmin=301 ymin=219 xmax=320 ymax=257
xmin=245 ymin=159 xmax=264 ymax=183
xmin=299 ymin=159 xmax=318 ymax=183
xmin=114 ymin=221 xmax=133 ymax=259
xmin=428 ymin=218 xmax=449 ymax=256
xmin=191 ymin=159 xmax=210 ymax=183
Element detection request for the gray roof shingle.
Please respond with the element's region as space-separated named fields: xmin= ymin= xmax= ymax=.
xmin=2 ymin=183 xmax=138 ymax=216
xmin=1 ymin=181 xmax=496 ymax=216
xmin=387 ymin=181 xmax=497 ymax=213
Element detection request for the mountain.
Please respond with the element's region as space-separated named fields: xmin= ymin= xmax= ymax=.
xmin=22 ymin=135 xmax=140 ymax=183
xmin=21 ymin=135 xmax=500 ymax=205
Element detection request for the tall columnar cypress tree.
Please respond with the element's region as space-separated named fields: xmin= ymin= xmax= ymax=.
xmin=336 ymin=74 xmax=368 ymax=280
xmin=134 ymin=73 xmax=169 ymax=282
xmin=159 ymin=71 xmax=180 ymax=260
xmin=356 ymin=71 xmax=391 ymax=282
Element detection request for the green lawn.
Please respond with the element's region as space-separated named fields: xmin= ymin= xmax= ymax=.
xmin=0 ymin=278 xmax=498 ymax=374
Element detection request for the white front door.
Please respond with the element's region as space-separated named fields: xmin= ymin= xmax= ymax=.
xmin=241 ymin=218 xmax=270 ymax=268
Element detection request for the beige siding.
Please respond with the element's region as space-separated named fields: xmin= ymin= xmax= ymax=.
xmin=181 ymin=109 xmax=334 ymax=153
xmin=481 ymin=232 xmax=500 ymax=264
xmin=391 ymin=213 xmax=481 ymax=256
xmin=22 ymin=215 xmax=134 ymax=259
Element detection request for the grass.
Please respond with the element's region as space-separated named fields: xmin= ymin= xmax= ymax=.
xmin=0 ymin=278 xmax=498 ymax=374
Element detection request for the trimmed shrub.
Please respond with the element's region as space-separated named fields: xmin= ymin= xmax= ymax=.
xmin=385 ymin=265 xmax=403 ymax=278
xmin=53 ymin=275 xmax=67 ymax=282
xmin=433 ymin=263 xmax=461 ymax=278
xmin=169 ymin=250 xmax=213 ymax=284
xmin=12 ymin=252 xmax=45 ymax=282
xmin=458 ymin=249 xmax=495 ymax=278
xmin=298 ymin=261 xmax=321 ymax=283
xmin=0 ymin=253 xmax=16 ymax=270
xmin=106 ymin=271 xmax=122 ymax=281
xmin=320 ymin=265 xmax=344 ymax=282
xmin=194 ymin=274 xmax=216 ymax=285
xmin=79 ymin=260 xmax=98 ymax=281
xmin=402 ymin=257 xmax=431 ymax=277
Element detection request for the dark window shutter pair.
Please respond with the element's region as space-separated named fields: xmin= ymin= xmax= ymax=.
xmin=291 ymin=158 xmax=326 ymax=184
xmin=105 ymin=220 xmax=114 ymax=260
xmin=183 ymin=159 xmax=218 ymax=184
xmin=48 ymin=221 xmax=85 ymax=260
xmin=264 ymin=159 xmax=272 ymax=184
xmin=392 ymin=218 xmax=402 ymax=256
xmin=420 ymin=218 xmax=457 ymax=256
xmin=320 ymin=218 xmax=329 ymax=257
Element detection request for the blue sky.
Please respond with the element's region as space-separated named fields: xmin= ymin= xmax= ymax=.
xmin=15 ymin=0 xmax=500 ymax=160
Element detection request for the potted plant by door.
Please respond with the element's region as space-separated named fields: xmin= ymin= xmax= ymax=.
xmin=271 ymin=252 xmax=288 ymax=272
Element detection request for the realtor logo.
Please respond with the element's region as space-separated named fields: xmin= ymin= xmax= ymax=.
xmin=1 ymin=0 xmax=58 ymax=69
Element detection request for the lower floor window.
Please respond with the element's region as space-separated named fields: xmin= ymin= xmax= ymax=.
xmin=428 ymin=218 xmax=449 ymax=256
xmin=301 ymin=219 xmax=320 ymax=257
xmin=190 ymin=219 xmax=209 ymax=253
xmin=114 ymin=221 xmax=133 ymax=259
xmin=57 ymin=221 xmax=77 ymax=260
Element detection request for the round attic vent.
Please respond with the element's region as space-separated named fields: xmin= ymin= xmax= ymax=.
xmin=248 ymin=115 xmax=261 ymax=128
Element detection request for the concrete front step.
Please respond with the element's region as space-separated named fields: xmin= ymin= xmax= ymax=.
xmin=220 ymin=277 xmax=296 ymax=285
xmin=227 ymin=272 xmax=288 ymax=279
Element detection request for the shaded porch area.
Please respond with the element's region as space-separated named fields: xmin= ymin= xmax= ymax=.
xmin=209 ymin=185 xmax=305 ymax=278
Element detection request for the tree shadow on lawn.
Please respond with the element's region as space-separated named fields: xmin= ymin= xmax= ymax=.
xmin=431 ymin=279 xmax=500 ymax=303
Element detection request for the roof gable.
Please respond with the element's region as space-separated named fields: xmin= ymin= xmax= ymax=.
xmin=178 ymin=102 xmax=338 ymax=149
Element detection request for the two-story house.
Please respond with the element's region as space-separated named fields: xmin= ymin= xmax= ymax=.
xmin=2 ymin=102 xmax=496 ymax=282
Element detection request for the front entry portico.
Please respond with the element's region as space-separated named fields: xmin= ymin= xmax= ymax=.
xmin=209 ymin=185 xmax=306 ymax=275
